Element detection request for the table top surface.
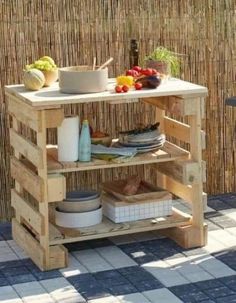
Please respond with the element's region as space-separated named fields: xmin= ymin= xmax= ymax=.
xmin=5 ymin=78 xmax=208 ymax=109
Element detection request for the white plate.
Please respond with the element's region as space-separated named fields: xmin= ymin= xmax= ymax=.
xmin=127 ymin=130 xmax=160 ymax=143
xmin=137 ymin=146 xmax=163 ymax=153
xmin=55 ymin=206 xmax=102 ymax=228
xmin=128 ymin=132 xmax=164 ymax=143
xmin=137 ymin=142 xmax=164 ymax=151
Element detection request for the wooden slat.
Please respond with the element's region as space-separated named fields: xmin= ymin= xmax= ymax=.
xmin=10 ymin=128 xmax=43 ymax=168
xmin=156 ymin=170 xmax=193 ymax=202
xmin=45 ymin=108 xmax=64 ymax=128
xmin=11 ymin=189 xmax=44 ymax=235
xmin=156 ymin=170 xmax=207 ymax=209
xmin=164 ymin=116 xmax=190 ymax=142
xmin=12 ymin=219 xmax=45 ymax=271
xmin=49 ymin=209 xmax=191 ymax=245
xmin=163 ymin=116 xmax=206 ymax=149
xmin=7 ymin=95 xmax=41 ymax=131
xmin=143 ymin=96 xmax=200 ymax=116
xmin=157 ymin=160 xmax=200 ymax=185
xmin=11 ymin=156 xmax=44 ymax=202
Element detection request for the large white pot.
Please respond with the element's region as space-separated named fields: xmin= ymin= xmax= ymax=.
xmin=59 ymin=66 xmax=108 ymax=94
xmin=55 ymin=206 xmax=102 ymax=228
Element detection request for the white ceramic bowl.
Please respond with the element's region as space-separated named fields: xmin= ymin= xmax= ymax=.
xmin=55 ymin=206 xmax=102 ymax=228
xmin=58 ymin=196 xmax=101 ymax=213
xmin=59 ymin=66 xmax=108 ymax=94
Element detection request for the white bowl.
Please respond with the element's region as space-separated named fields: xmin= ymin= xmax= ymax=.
xmin=59 ymin=66 xmax=108 ymax=94
xmin=55 ymin=206 xmax=102 ymax=228
xmin=58 ymin=196 xmax=101 ymax=213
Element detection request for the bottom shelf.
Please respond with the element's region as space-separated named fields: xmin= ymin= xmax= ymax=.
xmin=49 ymin=208 xmax=191 ymax=245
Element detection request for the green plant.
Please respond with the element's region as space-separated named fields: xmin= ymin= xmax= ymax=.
xmin=145 ymin=46 xmax=181 ymax=76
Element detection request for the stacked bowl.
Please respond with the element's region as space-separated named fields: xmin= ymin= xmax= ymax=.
xmin=119 ymin=130 xmax=165 ymax=153
xmin=55 ymin=190 xmax=102 ymax=228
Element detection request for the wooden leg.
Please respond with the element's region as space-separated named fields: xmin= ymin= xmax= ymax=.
xmin=188 ymin=97 xmax=206 ymax=246
xmin=160 ymin=223 xmax=208 ymax=249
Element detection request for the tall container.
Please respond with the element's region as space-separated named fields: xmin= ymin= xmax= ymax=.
xmin=57 ymin=116 xmax=79 ymax=162
xmin=129 ymin=39 xmax=139 ymax=68
xmin=79 ymin=120 xmax=91 ymax=162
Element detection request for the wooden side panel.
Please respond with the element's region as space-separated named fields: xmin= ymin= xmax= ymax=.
xmin=11 ymin=189 xmax=44 ymax=235
xmin=12 ymin=219 xmax=45 ymax=270
xmin=157 ymin=160 xmax=200 ymax=185
xmin=11 ymin=156 xmax=44 ymax=202
xmin=45 ymin=108 xmax=64 ymax=128
xmin=10 ymin=129 xmax=43 ymax=168
xmin=143 ymin=96 xmax=199 ymax=116
xmin=7 ymin=95 xmax=41 ymax=131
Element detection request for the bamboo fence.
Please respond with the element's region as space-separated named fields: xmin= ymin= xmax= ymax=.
xmin=0 ymin=0 xmax=235 ymax=221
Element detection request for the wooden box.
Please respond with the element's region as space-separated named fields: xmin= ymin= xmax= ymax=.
xmin=102 ymin=183 xmax=172 ymax=223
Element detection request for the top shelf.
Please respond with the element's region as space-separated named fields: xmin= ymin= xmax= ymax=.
xmin=5 ymin=78 xmax=208 ymax=110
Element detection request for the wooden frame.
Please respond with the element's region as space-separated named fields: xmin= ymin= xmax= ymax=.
xmin=6 ymin=79 xmax=208 ymax=270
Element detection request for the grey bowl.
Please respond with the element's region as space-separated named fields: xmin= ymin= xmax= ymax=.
xmin=58 ymin=196 xmax=101 ymax=213
xmin=59 ymin=66 xmax=108 ymax=94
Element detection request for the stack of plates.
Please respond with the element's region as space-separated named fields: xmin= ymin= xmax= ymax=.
xmin=119 ymin=130 xmax=165 ymax=153
xmin=55 ymin=190 xmax=102 ymax=228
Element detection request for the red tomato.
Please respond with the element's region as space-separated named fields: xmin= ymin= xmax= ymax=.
xmin=132 ymin=66 xmax=142 ymax=72
xmin=126 ymin=69 xmax=139 ymax=77
xmin=122 ymin=85 xmax=129 ymax=92
xmin=152 ymin=68 xmax=158 ymax=75
xmin=135 ymin=82 xmax=143 ymax=90
xmin=115 ymin=85 xmax=123 ymax=93
xmin=126 ymin=69 xmax=133 ymax=76
xmin=141 ymin=68 xmax=153 ymax=76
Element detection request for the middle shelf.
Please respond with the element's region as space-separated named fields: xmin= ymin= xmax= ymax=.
xmin=47 ymin=141 xmax=189 ymax=173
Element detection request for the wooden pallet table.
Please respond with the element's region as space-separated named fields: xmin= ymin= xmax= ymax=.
xmin=6 ymin=78 xmax=208 ymax=271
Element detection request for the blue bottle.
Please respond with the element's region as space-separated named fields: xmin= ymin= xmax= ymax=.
xmin=79 ymin=120 xmax=91 ymax=162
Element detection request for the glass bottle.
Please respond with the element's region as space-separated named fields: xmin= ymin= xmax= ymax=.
xmin=79 ymin=120 xmax=91 ymax=162
xmin=129 ymin=39 xmax=139 ymax=68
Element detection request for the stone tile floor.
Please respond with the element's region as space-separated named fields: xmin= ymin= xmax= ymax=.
xmin=1 ymin=193 xmax=236 ymax=302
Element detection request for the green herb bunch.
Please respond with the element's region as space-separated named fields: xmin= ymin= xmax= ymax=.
xmin=145 ymin=46 xmax=181 ymax=77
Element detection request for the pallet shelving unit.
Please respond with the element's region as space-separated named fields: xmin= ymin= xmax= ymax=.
xmin=6 ymin=78 xmax=208 ymax=270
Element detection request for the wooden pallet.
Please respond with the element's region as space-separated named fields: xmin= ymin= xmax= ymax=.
xmin=6 ymin=79 xmax=208 ymax=270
